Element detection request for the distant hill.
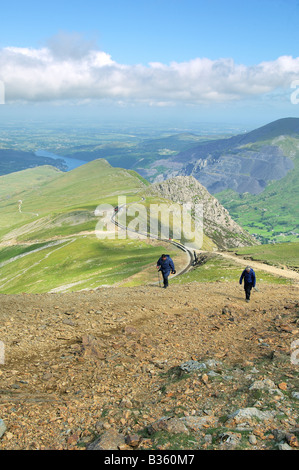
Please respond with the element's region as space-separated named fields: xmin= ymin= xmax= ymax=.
xmin=231 ymin=117 xmax=299 ymax=143
xmin=0 ymin=160 xmax=162 ymax=294
xmin=0 ymin=159 xmax=148 ymax=242
xmin=215 ymin=123 xmax=299 ymax=243
xmin=216 ymin=148 xmax=299 ymax=244
xmin=60 ymin=132 xmax=207 ymax=171
xmin=130 ymin=118 xmax=299 ymax=243
xmin=139 ymin=118 xmax=299 ymax=195
xmin=0 ymin=149 xmax=67 ymax=175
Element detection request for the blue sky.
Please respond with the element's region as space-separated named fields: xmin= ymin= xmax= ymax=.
xmin=0 ymin=0 xmax=299 ymax=127
xmin=2 ymin=0 xmax=299 ymax=65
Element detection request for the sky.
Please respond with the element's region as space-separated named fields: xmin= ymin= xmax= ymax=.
xmin=0 ymin=0 xmax=299 ymax=128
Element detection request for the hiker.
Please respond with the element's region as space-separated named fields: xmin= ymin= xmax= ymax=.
xmin=157 ymin=254 xmax=176 ymax=288
xmin=239 ymin=266 xmax=256 ymax=302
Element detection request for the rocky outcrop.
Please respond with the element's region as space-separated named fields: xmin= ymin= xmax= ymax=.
xmin=144 ymin=118 xmax=299 ymax=195
xmin=145 ymin=175 xmax=257 ymax=249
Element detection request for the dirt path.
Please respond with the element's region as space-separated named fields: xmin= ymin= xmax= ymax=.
xmin=212 ymin=251 xmax=299 ymax=283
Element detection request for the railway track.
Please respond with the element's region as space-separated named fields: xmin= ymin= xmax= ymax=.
xmin=111 ymin=204 xmax=195 ymax=279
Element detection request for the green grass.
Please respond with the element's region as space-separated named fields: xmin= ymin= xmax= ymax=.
xmin=172 ymin=254 xmax=291 ymax=285
xmin=0 ymin=160 xmax=166 ymax=293
xmin=0 ymin=159 xmax=146 ymax=240
xmin=230 ymin=242 xmax=299 ymax=271
xmin=0 ymin=165 xmax=62 ymax=199
xmin=216 ymin=137 xmax=299 ymax=244
xmin=0 ymin=236 xmax=174 ymax=294
xmin=1 ymin=158 xmax=292 ymax=294
xmin=0 ymin=159 xmax=185 ymax=294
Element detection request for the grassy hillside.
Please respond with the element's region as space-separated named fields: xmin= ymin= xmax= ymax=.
xmin=0 ymin=160 xmax=169 ymax=293
xmin=0 ymin=160 xmax=206 ymax=293
xmin=0 ymin=159 xmax=148 ymax=240
xmin=172 ymin=253 xmax=291 ymax=285
xmin=217 ymin=136 xmax=299 ymax=243
xmin=0 ymin=158 xmax=277 ymax=294
xmin=229 ymin=242 xmax=299 ymax=272
xmin=0 ymin=165 xmax=62 ymax=198
xmin=0 ymin=237 xmax=179 ymax=294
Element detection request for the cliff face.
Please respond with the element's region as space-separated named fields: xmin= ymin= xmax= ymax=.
xmin=138 ymin=119 xmax=299 ymax=195
xmin=146 ymin=175 xmax=258 ymax=249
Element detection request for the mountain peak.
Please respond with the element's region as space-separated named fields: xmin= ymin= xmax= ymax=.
xmin=149 ymin=118 xmax=298 ymax=195
xmin=238 ymin=117 xmax=299 ymax=144
xmin=145 ymin=175 xmax=257 ymax=249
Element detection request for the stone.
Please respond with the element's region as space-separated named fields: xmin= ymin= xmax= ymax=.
xmin=87 ymin=429 xmax=126 ymax=450
xmin=125 ymin=434 xmax=141 ymax=447
xmin=120 ymin=398 xmax=133 ymax=409
xmin=249 ymin=378 xmax=277 ymax=391
xmin=222 ymin=306 xmax=231 ymax=315
xmin=219 ymin=431 xmax=242 ymax=449
xmin=201 ymin=373 xmax=209 ymax=384
xmin=273 ymin=429 xmax=287 ymax=442
xmin=249 ymin=434 xmax=257 ymax=445
xmin=147 ymin=417 xmax=189 ymax=435
xmin=226 ymin=407 xmax=276 ymax=428
xmin=285 ymin=433 xmax=299 ymax=448
xmin=249 ymin=378 xmax=283 ymax=396
xmin=277 ymin=443 xmax=293 ymax=450
xmin=165 ymin=418 xmax=189 ymax=435
xmin=0 ymin=419 xmax=7 ymax=439
xmin=205 ymin=359 xmax=223 ymax=369
xmin=118 ymin=444 xmax=133 ymax=451
xmin=278 ymin=382 xmax=288 ymax=391
xmin=180 ymin=415 xmax=217 ymax=431
xmin=180 ymin=360 xmax=207 ymax=373
xmin=81 ymin=335 xmax=106 ymax=361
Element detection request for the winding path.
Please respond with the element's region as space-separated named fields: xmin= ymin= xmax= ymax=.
xmin=213 ymin=250 xmax=299 ymax=283
xmin=110 ymin=204 xmax=195 ymax=279
xmin=111 ymin=203 xmax=299 ymax=285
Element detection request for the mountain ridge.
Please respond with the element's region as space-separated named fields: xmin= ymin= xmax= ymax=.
xmin=141 ymin=118 xmax=299 ymax=195
xmin=145 ymin=175 xmax=257 ymax=249
xmin=173 ymin=117 xmax=299 ymax=163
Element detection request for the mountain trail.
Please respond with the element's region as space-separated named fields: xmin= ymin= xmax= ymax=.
xmin=0 ymin=281 xmax=298 ymax=450
xmin=212 ymin=250 xmax=299 ymax=283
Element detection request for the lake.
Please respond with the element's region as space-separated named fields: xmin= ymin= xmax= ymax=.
xmin=35 ymin=150 xmax=87 ymax=171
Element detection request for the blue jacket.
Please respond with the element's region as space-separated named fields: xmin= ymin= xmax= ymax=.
xmin=239 ymin=268 xmax=256 ymax=287
xmin=157 ymin=255 xmax=175 ymax=275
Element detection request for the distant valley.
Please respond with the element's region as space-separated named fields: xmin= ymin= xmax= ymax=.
xmin=0 ymin=117 xmax=298 ymax=243
xmin=54 ymin=117 xmax=299 ymax=244
xmin=141 ymin=117 xmax=299 ymax=194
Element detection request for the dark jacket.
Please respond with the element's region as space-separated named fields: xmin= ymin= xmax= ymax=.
xmin=239 ymin=268 xmax=256 ymax=287
xmin=157 ymin=255 xmax=175 ymax=276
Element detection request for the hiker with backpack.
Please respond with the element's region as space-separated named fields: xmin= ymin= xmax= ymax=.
xmin=239 ymin=266 xmax=256 ymax=302
xmin=157 ymin=254 xmax=176 ymax=289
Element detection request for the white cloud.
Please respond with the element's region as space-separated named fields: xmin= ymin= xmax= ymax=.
xmin=0 ymin=36 xmax=299 ymax=106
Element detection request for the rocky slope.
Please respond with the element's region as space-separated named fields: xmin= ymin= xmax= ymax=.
xmin=145 ymin=175 xmax=257 ymax=249
xmin=142 ymin=118 xmax=299 ymax=195
xmin=0 ymin=280 xmax=298 ymax=451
